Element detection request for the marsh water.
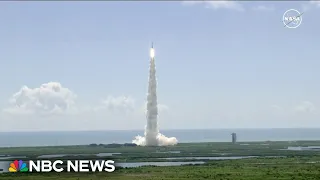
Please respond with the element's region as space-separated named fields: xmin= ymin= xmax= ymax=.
xmin=0 ymin=155 xmax=285 ymax=173
xmin=0 ymin=156 xmax=27 ymax=160
xmin=37 ymin=153 xmax=121 ymax=158
xmin=0 ymin=161 xmax=205 ymax=173
xmin=160 ymin=156 xmax=258 ymax=160
xmin=280 ymin=146 xmax=320 ymax=151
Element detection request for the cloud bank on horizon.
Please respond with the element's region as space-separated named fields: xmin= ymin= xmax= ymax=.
xmin=182 ymin=0 xmax=320 ymax=12
xmin=0 ymin=81 xmax=318 ymax=132
xmin=2 ymin=82 xmax=169 ymax=117
xmin=182 ymin=1 xmax=244 ymax=11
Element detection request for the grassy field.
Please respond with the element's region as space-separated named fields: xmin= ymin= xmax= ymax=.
xmin=1 ymin=157 xmax=320 ymax=180
xmin=1 ymin=141 xmax=320 ymax=179
xmin=1 ymin=141 xmax=320 ymax=160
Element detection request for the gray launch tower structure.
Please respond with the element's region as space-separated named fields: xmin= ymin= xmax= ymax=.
xmin=231 ymin=133 xmax=237 ymax=144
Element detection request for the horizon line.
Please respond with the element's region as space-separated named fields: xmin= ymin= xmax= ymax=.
xmin=1 ymin=127 xmax=320 ymax=133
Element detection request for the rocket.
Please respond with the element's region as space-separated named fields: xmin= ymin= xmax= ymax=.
xmin=150 ymin=42 xmax=155 ymax=58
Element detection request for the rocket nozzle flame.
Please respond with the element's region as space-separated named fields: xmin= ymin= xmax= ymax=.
xmin=150 ymin=48 xmax=155 ymax=58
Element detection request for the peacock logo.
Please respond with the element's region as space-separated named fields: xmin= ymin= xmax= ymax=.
xmin=9 ymin=160 xmax=29 ymax=172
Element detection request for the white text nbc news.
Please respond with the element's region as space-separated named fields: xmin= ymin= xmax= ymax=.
xmin=28 ymin=160 xmax=115 ymax=172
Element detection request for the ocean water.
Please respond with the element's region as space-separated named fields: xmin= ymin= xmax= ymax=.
xmin=0 ymin=128 xmax=320 ymax=147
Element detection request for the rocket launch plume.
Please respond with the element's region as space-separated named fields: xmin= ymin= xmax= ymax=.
xmin=132 ymin=45 xmax=178 ymax=146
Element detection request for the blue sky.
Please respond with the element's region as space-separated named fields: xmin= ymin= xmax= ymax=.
xmin=0 ymin=1 xmax=319 ymax=131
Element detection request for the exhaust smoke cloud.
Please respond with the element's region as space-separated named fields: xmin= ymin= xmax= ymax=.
xmin=132 ymin=46 xmax=178 ymax=146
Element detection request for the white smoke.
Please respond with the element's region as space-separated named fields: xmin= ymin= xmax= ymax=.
xmin=132 ymin=126 xmax=178 ymax=146
xmin=132 ymin=49 xmax=178 ymax=146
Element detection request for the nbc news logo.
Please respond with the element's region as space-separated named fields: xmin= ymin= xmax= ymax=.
xmin=8 ymin=159 xmax=115 ymax=173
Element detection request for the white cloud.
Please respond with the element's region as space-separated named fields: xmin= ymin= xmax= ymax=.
xmin=158 ymin=104 xmax=169 ymax=113
xmin=0 ymin=81 xmax=172 ymax=131
xmin=310 ymin=0 xmax=320 ymax=7
xmin=302 ymin=0 xmax=320 ymax=11
xmin=2 ymin=82 xmax=169 ymax=118
xmin=2 ymin=82 xmax=78 ymax=115
xmin=95 ymin=95 xmax=135 ymax=113
xmin=252 ymin=5 xmax=275 ymax=12
xmin=5 ymin=83 xmax=319 ymax=131
xmin=182 ymin=1 xmax=244 ymax=11
xmin=270 ymin=102 xmax=318 ymax=114
xmin=294 ymin=101 xmax=316 ymax=113
xmin=141 ymin=102 xmax=169 ymax=115
xmin=2 ymin=82 xmax=143 ymax=117
xmin=271 ymin=105 xmax=282 ymax=111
